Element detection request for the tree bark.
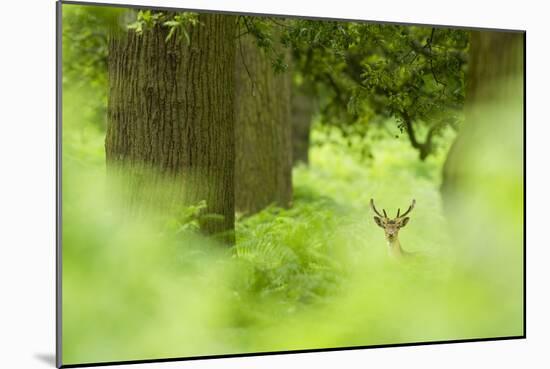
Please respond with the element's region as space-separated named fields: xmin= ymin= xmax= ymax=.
xmin=291 ymin=87 xmax=315 ymax=165
xmin=439 ymin=30 xmax=524 ymax=337
xmin=441 ymin=31 xmax=524 ymax=198
xmin=234 ymin=34 xmax=292 ymax=215
xmin=106 ymin=14 xmax=237 ymax=243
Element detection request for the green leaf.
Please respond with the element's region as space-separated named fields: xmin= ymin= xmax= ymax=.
xmin=182 ymin=29 xmax=190 ymax=45
xmin=165 ymin=27 xmax=176 ymax=42
xmin=163 ymin=20 xmax=180 ymax=27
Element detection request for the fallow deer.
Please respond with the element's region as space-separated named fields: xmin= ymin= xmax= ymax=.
xmin=370 ymin=198 xmax=416 ymax=259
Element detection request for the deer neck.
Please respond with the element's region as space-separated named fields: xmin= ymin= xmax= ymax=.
xmin=387 ymin=236 xmax=405 ymax=258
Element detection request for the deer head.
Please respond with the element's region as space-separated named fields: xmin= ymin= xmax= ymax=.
xmin=370 ymin=198 xmax=416 ymax=243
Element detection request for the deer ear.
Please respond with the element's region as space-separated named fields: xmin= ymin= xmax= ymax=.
xmin=400 ymin=217 xmax=410 ymax=227
xmin=373 ymin=216 xmax=383 ymax=227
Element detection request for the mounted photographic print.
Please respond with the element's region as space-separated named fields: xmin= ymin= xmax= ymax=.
xmin=57 ymin=0 xmax=525 ymax=367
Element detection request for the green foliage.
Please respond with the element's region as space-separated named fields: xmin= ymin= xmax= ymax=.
xmin=127 ymin=10 xmax=163 ymax=34
xmin=62 ymin=110 xmax=522 ymax=362
xmin=235 ymin=199 xmax=344 ymax=306
xmin=283 ymin=20 xmax=468 ymax=159
xmin=163 ymin=200 xmax=207 ymax=234
xmin=62 ymin=5 xmax=127 ymax=130
xmin=357 ymin=26 xmax=467 ymax=127
xmin=128 ymin=10 xmax=200 ymax=43
xmin=238 ymin=16 xmax=290 ymax=73
xmin=62 ymin=5 xmax=126 ymax=88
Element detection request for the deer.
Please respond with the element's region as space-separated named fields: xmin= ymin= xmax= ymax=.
xmin=370 ymin=198 xmax=416 ymax=259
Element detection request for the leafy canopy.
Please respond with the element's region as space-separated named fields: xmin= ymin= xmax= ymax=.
xmin=281 ymin=20 xmax=469 ymax=159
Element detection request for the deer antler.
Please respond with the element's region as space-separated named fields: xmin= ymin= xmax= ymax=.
xmin=370 ymin=198 xmax=386 ymax=218
xmin=397 ymin=199 xmax=416 ymax=218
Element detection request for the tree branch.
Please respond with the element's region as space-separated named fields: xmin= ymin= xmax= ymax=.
xmin=426 ymin=28 xmax=447 ymax=87
xmin=402 ymin=112 xmax=421 ymax=150
xmin=267 ymin=18 xmax=293 ymax=30
xmin=401 ymin=111 xmax=435 ymax=161
xmin=237 ymin=17 xmax=256 ymax=95
xmin=323 ymin=72 xmax=348 ymax=109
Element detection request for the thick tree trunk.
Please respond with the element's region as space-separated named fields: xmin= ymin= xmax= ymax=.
xmin=439 ymin=31 xmax=524 ymax=336
xmin=234 ymin=34 xmax=292 ymax=215
xmin=291 ymin=88 xmax=315 ymax=165
xmin=106 ymin=14 xmax=237 ymax=243
xmin=441 ymin=31 xmax=524 ymax=198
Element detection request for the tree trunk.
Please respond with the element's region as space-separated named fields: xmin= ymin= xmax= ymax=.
xmin=291 ymin=87 xmax=315 ymax=165
xmin=234 ymin=34 xmax=292 ymax=215
xmin=439 ymin=31 xmax=524 ymax=336
xmin=441 ymin=31 xmax=524 ymax=198
xmin=106 ymin=14 xmax=237 ymax=243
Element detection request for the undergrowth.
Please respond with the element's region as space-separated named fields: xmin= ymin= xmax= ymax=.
xmin=62 ymin=99 xmax=522 ymax=363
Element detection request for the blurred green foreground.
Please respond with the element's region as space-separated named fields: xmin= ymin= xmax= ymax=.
xmin=62 ymin=88 xmax=522 ymax=365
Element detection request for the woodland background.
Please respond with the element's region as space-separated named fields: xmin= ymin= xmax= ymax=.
xmin=60 ymin=3 xmax=523 ymax=365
